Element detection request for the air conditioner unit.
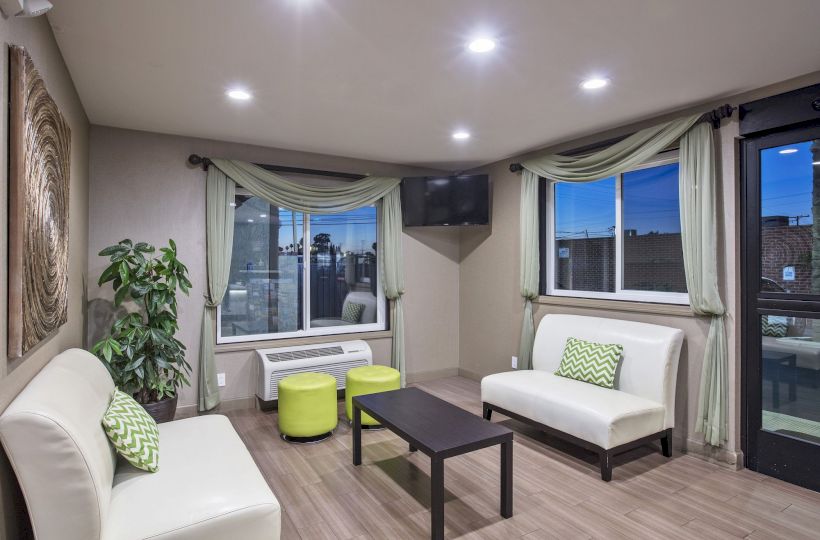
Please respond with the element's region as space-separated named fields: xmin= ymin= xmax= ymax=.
xmin=256 ymin=340 xmax=372 ymax=403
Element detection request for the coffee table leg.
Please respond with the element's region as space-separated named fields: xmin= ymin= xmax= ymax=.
xmin=353 ymin=405 xmax=362 ymax=466
xmin=501 ymin=440 xmax=513 ymax=518
xmin=431 ymin=456 xmax=444 ymax=540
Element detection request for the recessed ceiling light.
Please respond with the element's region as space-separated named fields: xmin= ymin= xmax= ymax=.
xmin=580 ymin=77 xmax=610 ymax=90
xmin=247 ymin=218 xmax=254 ymax=223
xmin=259 ymin=214 xmax=267 ymax=218
xmin=226 ymin=88 xmax=252 ymax=101
xmin=452 ymin=130 xmax=471 ymax=140
xmin=779 ymin=148 xmax=799 ymax=154
xmin=468 ymin=38 xmax=496 ymax=53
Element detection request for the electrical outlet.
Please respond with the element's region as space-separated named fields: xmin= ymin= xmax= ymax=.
xmin=511 ymin=356 xmax=518 ymax=369
xmin=217 ymin=373 xmax=226 ymax=387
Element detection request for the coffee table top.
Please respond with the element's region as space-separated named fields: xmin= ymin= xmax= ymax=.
xmin=353 ymin=387 xmax=512 ymax=458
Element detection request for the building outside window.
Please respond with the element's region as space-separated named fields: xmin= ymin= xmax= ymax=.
xmin=217 ymin=188 xmax=385 ymax=343
xmin=543 ymin=153 xmax=689 ymax=304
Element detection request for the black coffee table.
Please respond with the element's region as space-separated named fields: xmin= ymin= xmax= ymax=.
xmin=352 ymin=387 xmax=513 ymax=540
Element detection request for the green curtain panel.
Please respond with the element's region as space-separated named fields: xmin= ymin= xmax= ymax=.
xmin=516 ymin=114 xmax=728 ymax=448
xmin=198 ymin=159 xmax=406 ymax=410
xmin=211 ymin=159 xmax=399 ymax=213
xmin=378 ymin=187 xmax=407 ymax=386
xmin=518 ymin=169 xmax=540 ymax=370
xmin=679 ymin=123 xmax=727 ymax=446
xmin=199 ymin=166 xmax=235 ymax=411
xmin=521 ymin=114 xmax=700 ymax=181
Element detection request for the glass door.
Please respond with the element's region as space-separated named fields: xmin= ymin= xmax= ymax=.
xmin=742 ymin=125 xmax=820 ymax=491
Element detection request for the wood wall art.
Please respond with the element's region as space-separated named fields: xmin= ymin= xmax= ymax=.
xmin=7 ymin=45 xmax=72 ymax=359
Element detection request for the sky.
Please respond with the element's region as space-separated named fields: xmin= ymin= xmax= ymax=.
xmin=234 ymin=196 xmax=377 ymax=253
xmin=554 ymin=162 xmax=681 ymax=238
xmin=761 ymin=140 xmax=817 ymax=222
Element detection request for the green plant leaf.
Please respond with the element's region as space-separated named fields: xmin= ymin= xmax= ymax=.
xmin=114 ymin=285 xmax=129 ymax=307
xmin=99 ymin=245 xmax=127 ymax=257
xmin=97 ymin=263 xmax=120 ymax=285
xmin=109 ymin=340 xmax=123 ymax=355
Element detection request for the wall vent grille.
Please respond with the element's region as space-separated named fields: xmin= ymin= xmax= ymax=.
xmin=268 ymin=358 xmax=369 ymax=399
xmin=266 ymin=345 xmax=344 ymax=363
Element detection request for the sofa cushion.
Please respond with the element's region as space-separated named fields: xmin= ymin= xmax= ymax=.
xmin=102 ymin=390 xmax=160 ymax=472
xmin=482 ymin=370 xmax=665 ymax=449
xmin=555 ymin=337 xmax=623 ymax=389
xmin=0 ymin=349 xmax=117 ymax=540
xmin=104 ymin=415 xmax=281 ymax=540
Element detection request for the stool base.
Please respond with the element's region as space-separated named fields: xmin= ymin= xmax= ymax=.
xmin=280 ymin=431 xmax=333 ymax=444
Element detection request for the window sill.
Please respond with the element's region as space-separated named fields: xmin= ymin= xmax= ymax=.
xmin=535 ymin=295 xmax=696 ymax=317
xmin=214 ymin=329 xmax=394 ymax=353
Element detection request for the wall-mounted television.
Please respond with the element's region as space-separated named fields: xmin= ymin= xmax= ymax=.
xmin=400 ymin=174 xmax=490 ymax=227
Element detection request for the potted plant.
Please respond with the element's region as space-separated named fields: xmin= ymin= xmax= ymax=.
xmin=92 ymin=239 xmax=192 ymax=422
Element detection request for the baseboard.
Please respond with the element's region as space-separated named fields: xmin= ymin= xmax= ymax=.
xmin=457 ymin=367 xmax=484 ymax=382
xmin=175 ymin=396 xmax=256 ymax=419
xmin=683 ymin=437 xmax=744 ymax=470
xmin=406 ymin=367 xmax=459 ymax=383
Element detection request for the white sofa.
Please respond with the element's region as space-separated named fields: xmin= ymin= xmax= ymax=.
xmin=481 ymin=314 xmax=684 ymax=481
xmin=0 ymin=348 xmax=281 ymax=540
xmin=311 ymin=290 xmax=378 ymax=327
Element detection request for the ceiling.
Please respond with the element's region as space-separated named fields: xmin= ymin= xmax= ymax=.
xmin=48 ymin=1 xmax=820 ymax=170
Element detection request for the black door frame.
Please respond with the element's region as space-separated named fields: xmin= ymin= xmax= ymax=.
xmin=741 ymin=123 xmax=820 ymax=491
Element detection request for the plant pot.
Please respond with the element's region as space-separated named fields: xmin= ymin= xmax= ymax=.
xmin=140 ymin=394 xmax=178 ymax=424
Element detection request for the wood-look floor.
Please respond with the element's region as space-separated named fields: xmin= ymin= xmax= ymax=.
xmin=225 ymin=376 xmax=820 ymax=540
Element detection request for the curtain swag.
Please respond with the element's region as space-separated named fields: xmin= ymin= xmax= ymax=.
xmin=515 ymin=114 xmax=728 ymax=447
xmin=198 ymin=159 xmax=406 ymax=412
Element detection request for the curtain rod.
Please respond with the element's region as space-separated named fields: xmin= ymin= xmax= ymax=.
xmin=187 ymin=154 xmax=368 ymax=180
xmin=507 ymin=103 xmax=736 ymax=173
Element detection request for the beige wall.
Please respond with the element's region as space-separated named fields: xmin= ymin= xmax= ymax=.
xmin=87 ymin=126 xmax=461 ymax=410
xmin=459 ymin=71 xmax=820 ymax=465
xmin=0 ymin=16 xmax=90 ymax=540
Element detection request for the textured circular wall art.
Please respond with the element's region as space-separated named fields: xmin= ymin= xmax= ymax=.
xmin=7 ymin=46 xmax=72 ymax=359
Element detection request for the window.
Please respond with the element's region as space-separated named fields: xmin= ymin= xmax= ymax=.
xmin=759 ymin=140 xmax=819 ymax=295
xmin=217 ymin=189 xmax=385 ymax=343
xmin=543 ymin=154 xmax=688 ymax=304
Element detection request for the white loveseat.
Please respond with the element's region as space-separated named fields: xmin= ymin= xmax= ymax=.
xmin=481 ymin=314 xmax=684 ymax=481
xmin=310 ymin=291 xmax=378 ymax=327
xmin=0 ymin=348 xmax=281 ymax=540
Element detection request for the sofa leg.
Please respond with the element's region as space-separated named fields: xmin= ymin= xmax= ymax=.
xmin=661 ymin=429 xmax=672 ymax=458
xmin=483 ymin=403 xmax=492 ymax=421
xmin=600 ymin=451 xmax=612 ymax=482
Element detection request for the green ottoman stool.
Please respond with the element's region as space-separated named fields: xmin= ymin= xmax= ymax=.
xmin=345 ymin=365 xmax=401 ymax=426
xmin=278 ymin=372 xmax=338 ymax=443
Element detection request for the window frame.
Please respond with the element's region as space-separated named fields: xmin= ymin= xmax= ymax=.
xmin=542 ymin=151 xmax=690 ymax=305
xmin=216 ymin=205 xmax=387 ymax=345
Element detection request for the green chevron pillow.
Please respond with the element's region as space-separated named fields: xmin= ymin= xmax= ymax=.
xmin=555 ymin=337 xmax=624 ymax=389
xmin=102 ymin=390 xmax=160 ymax=472
xmin=761 ymin=316 xmax=787 ymax=337
xmin=342 ymin=302 xmax=365 ymax=323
